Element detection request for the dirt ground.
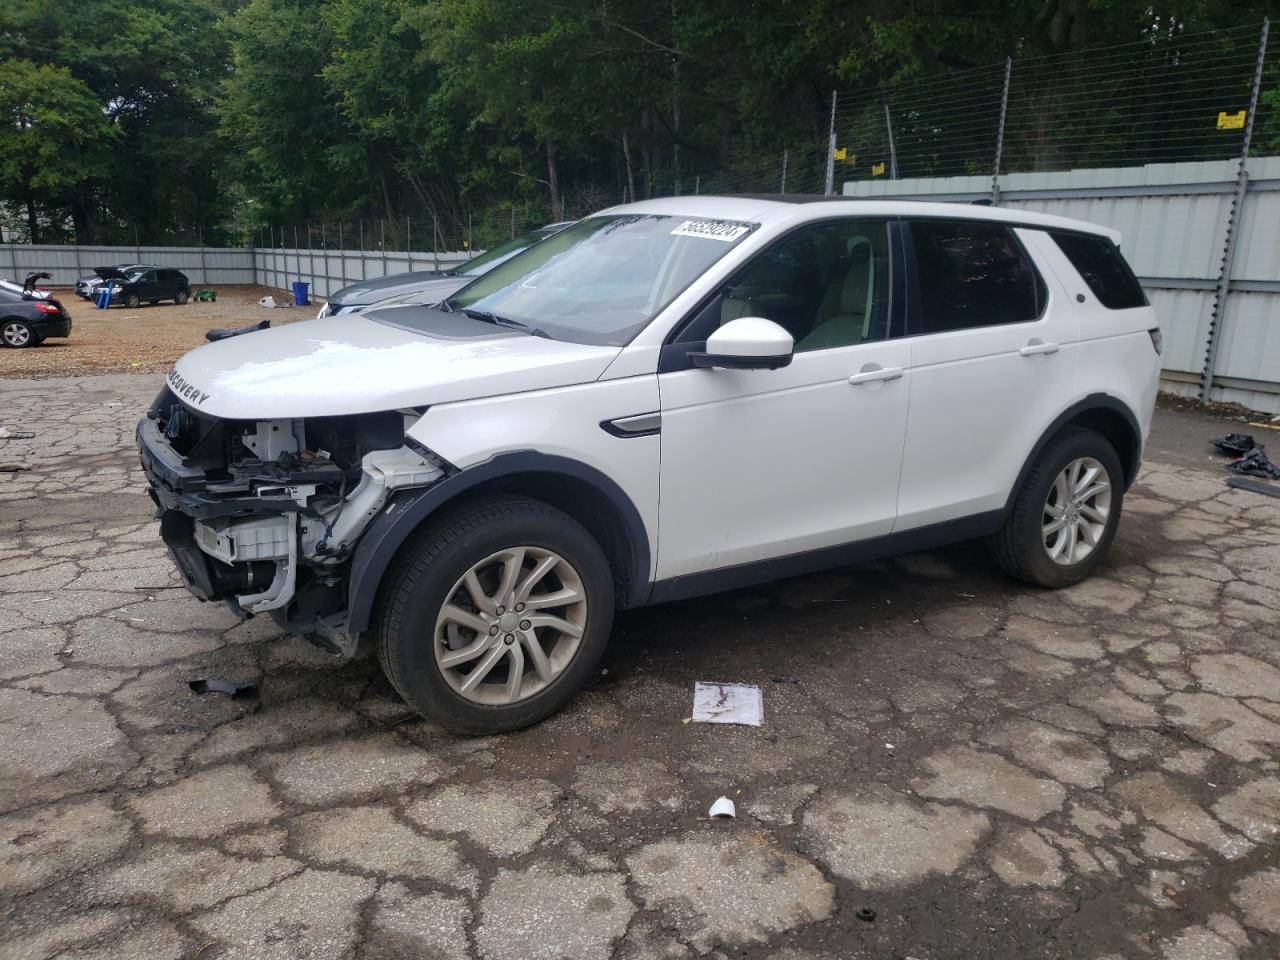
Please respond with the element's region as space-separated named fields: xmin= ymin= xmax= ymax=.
xmin=1 ymin=376 xmax=1278 ymax=960
xmin=0 ymin=285 xmax=305 ymax=379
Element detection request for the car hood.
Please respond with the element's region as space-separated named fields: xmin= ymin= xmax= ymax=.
xmin=168 ymin=308 xmax=621 ymax=419
xmin=94 ymin=267 xmax=129 ymax=280
xmin=329 ymin=269 xmax=453 ymax=305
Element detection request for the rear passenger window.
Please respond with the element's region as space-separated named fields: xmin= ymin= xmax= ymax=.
xmin=1048 ymin=231 xmax=1147 ymax=309
xmin=909 ymin=220 xmax=1045 ymax=333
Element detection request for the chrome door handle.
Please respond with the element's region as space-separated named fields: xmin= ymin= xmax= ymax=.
xmin=1019 ymin=340 xmax=1060 ymax=357
xmin=848 ymin=365 xmax=904 ymax=385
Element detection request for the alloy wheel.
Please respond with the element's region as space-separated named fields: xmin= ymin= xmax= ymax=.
xmin=433 ymin=546 xmax=587 ymax=705
xmin=1043 ymin=456 xmax=1112 ymax=565
xmin=2 ymin=322 xmax=30 ymax=347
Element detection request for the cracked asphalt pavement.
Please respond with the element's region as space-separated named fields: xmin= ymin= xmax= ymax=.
xmin=2 ymin=374 xmax=1279 ymax=960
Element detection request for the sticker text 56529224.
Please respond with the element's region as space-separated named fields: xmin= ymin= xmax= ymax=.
xmin=670 ymin=220 xmax=752 ymax=243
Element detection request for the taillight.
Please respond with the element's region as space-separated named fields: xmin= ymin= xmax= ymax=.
xmin=35 ymin=302 xmax=59 ymax=314
xmin=1148 ymin=327 xmax=1163 ymax=355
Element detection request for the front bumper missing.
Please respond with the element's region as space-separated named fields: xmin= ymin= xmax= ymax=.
xmin=140 ymin=417 xmax=303 ymax=617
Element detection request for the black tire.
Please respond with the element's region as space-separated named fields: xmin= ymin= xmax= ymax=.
xmin=1 ymin=320 xmax=35 ymax=348
xmin=988 ymin=427 xmax=1124 ymax=588
xmin=124 ymin=292 xmax=140 ymax=309
xmin=174 ymin=288 xmax=189 ymax=304
xmin=373 ymin=495 xmax=615 ymax=735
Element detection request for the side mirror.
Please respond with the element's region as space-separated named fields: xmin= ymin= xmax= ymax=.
xmin=689 ymin=316 xmax=794 ymax=370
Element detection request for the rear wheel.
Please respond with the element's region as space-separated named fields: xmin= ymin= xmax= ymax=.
xmin=175 ymin=288 xmax=189 ymax=304
xmin=988 ymin=428 xmax=1124 ymax=588
xmin=124 ymin=292 xmax=140 ymax=309
xmin=374 ymin=496 xmax=615 ymax=734
xmin=1 ymin=320 xmax=35 ymax=348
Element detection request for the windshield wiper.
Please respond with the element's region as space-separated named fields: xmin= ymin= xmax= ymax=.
xmin=462 ymin=308 xmax=550 ymax=339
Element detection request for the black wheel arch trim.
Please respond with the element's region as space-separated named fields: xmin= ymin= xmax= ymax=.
xmin=1004 ymin=392 xmax=1143 ymax=512
xmin=345 ymin=450 xmax=653 ymax=637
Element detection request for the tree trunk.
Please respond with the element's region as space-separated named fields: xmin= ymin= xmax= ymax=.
xmin=622 ymin=131 xmax=635 ymax=203
xmin=70 ymin=192 xmax=92 ymax=244
xmin=546 ymin=137 xmax=562 ymax=221
xmin=379 ymin=170 xmax=397 ymax=228
xmin=25 ymin=194 xmax=39 ymax=244
xmin=671 ymin=0 xmax=681 ymax=195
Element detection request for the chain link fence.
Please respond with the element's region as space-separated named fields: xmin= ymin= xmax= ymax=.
xmin=830 ymin=21 xmax=1274 ymax=192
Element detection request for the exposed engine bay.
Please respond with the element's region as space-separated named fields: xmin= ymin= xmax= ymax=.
xmin=139 ymin=387 xmax=449 ymax=654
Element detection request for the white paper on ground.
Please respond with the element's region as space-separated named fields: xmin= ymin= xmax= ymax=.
xmin=692 ymin=681 xmax=763 ymax=726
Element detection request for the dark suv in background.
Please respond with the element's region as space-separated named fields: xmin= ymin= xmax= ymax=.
xmin=98 ymin=267 xmax=191 ymax=308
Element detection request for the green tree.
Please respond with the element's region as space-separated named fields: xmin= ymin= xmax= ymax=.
xmin=0 ymin=59 xmax=113 ymax=241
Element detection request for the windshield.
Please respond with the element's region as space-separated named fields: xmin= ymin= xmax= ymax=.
xmin=455 ymin=231 xmax=547 ymax=277
xmin=445 ymin=214 xmax=756 ymax=346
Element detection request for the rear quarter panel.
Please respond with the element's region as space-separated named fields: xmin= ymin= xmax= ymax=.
xmin=1025 ymin=230 xmax=1161 ymax=446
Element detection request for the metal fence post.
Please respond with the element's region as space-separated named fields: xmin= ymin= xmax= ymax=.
xmin=1202 ymin=18 xmax=1269 ymax=400
xmin=199 ymin=227 xmax=207 ymax=285
xmin=780 ymin=149 xmax=789 ymax=194
xmin=824 ymin=91 xmax=837 ymax=196
xmin=380 ymin=220 xmax=387 ymax=276
xmin=883 ymin=104 xmax=899 ymax=180
xmin=433 ymin=215 xmax=439 ymax=270
xmin=467 ymin=212 xmax=473 ymax=258
xmin=694 ymin=176 xmax=700 ymax=195
xmin=406 ymin=216 xmax=412 ymax=271
xmin=991 ymin=57 xmax=1013 ymax=204
xmin=73 ymin=235 xmax=82 ymax=286
xmin=359 ymin=220 xmax=366 ymax=281
xmin=134 ymin=225 xmax=141 ymax=263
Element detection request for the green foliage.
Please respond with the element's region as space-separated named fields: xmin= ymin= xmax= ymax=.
xmin=1 ymin=0 xmax=1276 ymax=241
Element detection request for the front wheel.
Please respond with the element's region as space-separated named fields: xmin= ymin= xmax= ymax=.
xmin=374 ymin=496 xmax=615 ymax=734
xmin=988 ymin=428 xmax=1124 ymax=588
xmin=174 ymin=289 xmax=189 ymax=304
xmin=124 ymin=293 xmax=140 ymax=309
xmin=2 ymin=321 xmax=35 ymax=348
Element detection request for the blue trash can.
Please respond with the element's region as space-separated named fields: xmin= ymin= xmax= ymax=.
xmin=291 ymin=281 xmax=310 ymax=307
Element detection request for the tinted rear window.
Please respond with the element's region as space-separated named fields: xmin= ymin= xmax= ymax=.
xmin=909 ymin=220 xmax=1045 ymax=332
xmin=1048 ymin=231 xmax=1147 ymax=309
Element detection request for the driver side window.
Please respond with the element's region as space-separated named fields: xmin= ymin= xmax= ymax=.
xmin=714 ymin=219 xmax=892 ymax=352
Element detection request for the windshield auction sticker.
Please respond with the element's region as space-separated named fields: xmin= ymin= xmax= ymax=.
xmin=670 ymin=220 xmax=751 ymax=242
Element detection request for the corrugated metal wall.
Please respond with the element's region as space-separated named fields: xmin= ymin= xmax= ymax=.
xmin=2 ymin=244 xmax=478 ymax=301
xmin=253 ymin=248 xmax=475 ymax=300
xmin=3 ymin=245 xmax=257 ymax=286
xmin=844 ymin=158 xmax=1280 ymax=413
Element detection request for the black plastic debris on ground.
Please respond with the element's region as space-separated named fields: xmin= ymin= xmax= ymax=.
xmin=206 ymin=319 xmax=270 ymax=342
xmin=188 ymin=678 xmax=257 ymax=698
xmin=1213 ymin=433 xmax=1257 ymax=455
xmin=1227 ymin=476 xmax=1280 ymax=498
xmin=1211 ymin=433 xmax=1280 ymax=480
xmin=1230 ymin=447 xmax=1280 ymax=480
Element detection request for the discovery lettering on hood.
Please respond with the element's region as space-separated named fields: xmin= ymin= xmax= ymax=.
xmin=167 ymin=369 xmax=211 ymax=406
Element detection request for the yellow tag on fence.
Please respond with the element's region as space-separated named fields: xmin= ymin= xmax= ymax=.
xmin=1218 ymin=110 xmax=1246 ymax=130
xmin=833 ymin=146 xmax=848 ymax=161
xmin=872 ymin=161 xmax=886 ymax=176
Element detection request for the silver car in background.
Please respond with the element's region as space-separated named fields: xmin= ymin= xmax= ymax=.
xmin=317 ymin=222 xmax=573 ymax=317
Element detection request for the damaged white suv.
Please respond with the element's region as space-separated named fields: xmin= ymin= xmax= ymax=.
xmin=139 ymin=197 xmax=1160 ymax=733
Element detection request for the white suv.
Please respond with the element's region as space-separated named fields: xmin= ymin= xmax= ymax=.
xmin=138 ymin=197 xmax=1160 ymax=733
